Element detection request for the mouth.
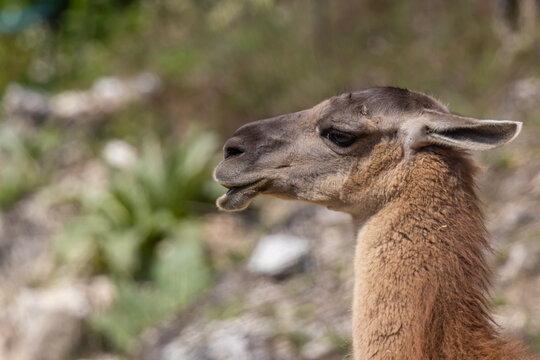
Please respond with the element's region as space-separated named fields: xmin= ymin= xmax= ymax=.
xmin=216 ymin=180 xmax=265 ymax=212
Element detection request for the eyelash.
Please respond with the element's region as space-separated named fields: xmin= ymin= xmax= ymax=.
xmin=322 ymin=129 xmax=357 ymax=147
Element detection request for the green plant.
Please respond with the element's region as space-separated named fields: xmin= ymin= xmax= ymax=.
xmin=532 ymin=331 xmax=540 ymax=355
xmin=91 ymin=221 xmax=211 ymax=351
xmin=325 ymin=331 xmax=352 ymax=356
xmin=56 ymin=130 xmax=221 ymax=351
xmin=0 ymin=123 xmax=58 ymax=209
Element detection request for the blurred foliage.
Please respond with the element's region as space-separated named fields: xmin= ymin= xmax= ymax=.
xmin=0 ymin=0 xmax=70 ymax=34
xmin=91 ymin=221 xmax=211 ymax=352
xmin=0 ymin=123 xmax=59 ymax=209
xmin=2 ymin=0 xmax=539 ymax=134
xmin=56 ymin=130 xmax=220 ymax=351
xmin=532 ymin=331 xmax=540 ymax=354
xmin=0 ymin=0 xmax=143 ymax=88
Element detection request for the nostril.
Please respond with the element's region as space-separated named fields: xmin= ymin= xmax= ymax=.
xmin=224 ymin=145 xmax=245 ymax=159
xmin=223 ymin=137 xmax=246 ymax=159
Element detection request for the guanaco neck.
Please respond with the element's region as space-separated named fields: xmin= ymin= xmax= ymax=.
xmin=350 ymin=149 xmax=532 ymax=360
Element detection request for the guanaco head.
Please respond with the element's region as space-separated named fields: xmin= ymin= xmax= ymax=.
xmin=214 ymin=87 xmax=521 ymax=216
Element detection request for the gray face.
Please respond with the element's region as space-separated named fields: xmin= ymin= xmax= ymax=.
xmin=213 ymin=87 xmax=521 ymax=213
xmin=213 ymin=94 xmax=385 ymax=212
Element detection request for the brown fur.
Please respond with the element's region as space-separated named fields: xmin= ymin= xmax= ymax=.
xmin=213 ymin=87 xmax=534 ymax=359
xmin=348 ymin=142 xmax=533 ymax=359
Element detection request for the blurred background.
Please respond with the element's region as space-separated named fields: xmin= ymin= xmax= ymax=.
xmin=0 ymin=0 xmax=539 ymax=359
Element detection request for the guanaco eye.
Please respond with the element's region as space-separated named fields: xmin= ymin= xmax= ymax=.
xmin=323 ymin=129 xmax=356 ymax=147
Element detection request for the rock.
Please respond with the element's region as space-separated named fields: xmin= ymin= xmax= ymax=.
xmin=0 ymin=278 xmax=116 ymax=360
xmin=161 ymin=338 xmax=205 ymax=360
xmin=2 ymin=84 xmax=50 ymax=125
xmin=92 ymin=77 xmax=133 ymax=111
xmin=247 ymin=234 xmax=310 ymax=277
xmin=51 ymin=90 xmax=95 ymax=120
xmin=206 ymin=327 xmax=257 ymax=360
xmin=102 ymin=140 xmax=138 ymax=169
xmin=0 ymin=193 xmax=58 ymax=288
xmin=160 ymin=316 xmax=273 ymax=360
xmin=51 ymin=73 xmax=160 ymax=122
xmin=499 ymin=241 xmax=540 ymax=283
xmin=2 ymin=73 xmax=161 ymax=126
xmin=490 ymin=201 xmax=535 ymax=240
xmin=0 ymin=283 xmax=89 ymax=360
xmin=76 ymin=355 xmax=126 ymax=360
xmin=511 ymin=78 xmax=540 ymax=105
xmin=301 ymin=337 xmax=335 ymax=360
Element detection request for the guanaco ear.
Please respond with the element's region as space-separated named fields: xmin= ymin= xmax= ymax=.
xmin=409 ymin=109 xmax=522 ymax=151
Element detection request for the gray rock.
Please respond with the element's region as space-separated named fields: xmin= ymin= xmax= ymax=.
xmin=51 ymin=73 xmax=161 ymax=121
xmin=161 ymin=338 xmax=205 ymax=360
xmin=3 ymin=84 xmax=50 ymax=125
xmin=206 ymin=327 xmax=254 ymax=360
xmin=2 ymin=73 xmax=161 ymax=126
xmin=160 ymin=316 xmax=273 ymax=360
xmin=512 ymin=78 xmax=540 ymax=105
xmin=247 ymin=234 xmax=310 ymax=277
xmin=499 ymin=241 xmax=540 ymax=283
xmin=102 ymin=140 xmax=138 ymax=169
xmin=301 ymin=337 xmax=335 ymax=360
xmin=77 ymin=355 xmax=126 ymax=360
xmin=0 ymin=278 xmax=115 ymax=360
xmin=0 ymin=283 xmax=89 ymax=360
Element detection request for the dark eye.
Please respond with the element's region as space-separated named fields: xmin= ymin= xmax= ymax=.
xmin=323 ymin=129 xmax=356 ymax=147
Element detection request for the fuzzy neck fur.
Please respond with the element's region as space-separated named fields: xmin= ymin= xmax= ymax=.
xmin=351 ymin=147 xmax=533 ymax=359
